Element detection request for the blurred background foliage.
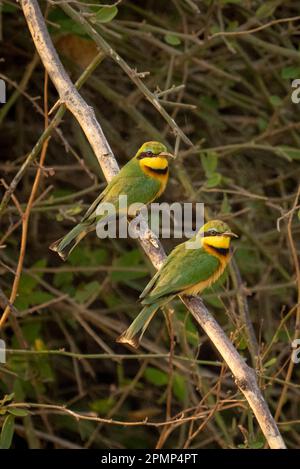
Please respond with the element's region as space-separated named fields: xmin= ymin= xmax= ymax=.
xmin=0 ymin=0 xmax=299 ymax=449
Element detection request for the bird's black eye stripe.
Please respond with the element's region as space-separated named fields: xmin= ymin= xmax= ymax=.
xmin=203 ymin=230 xmax=218 ymax=237
xmin=137 ymin=151 xmax=155 ymax=159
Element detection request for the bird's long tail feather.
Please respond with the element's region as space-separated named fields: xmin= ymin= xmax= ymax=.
xmin=116 ymin=303 xmax=160 ymax=348
xmin=49 ymin=223 xmax=90 ymax=261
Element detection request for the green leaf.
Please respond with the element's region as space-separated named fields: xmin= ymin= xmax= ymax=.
xmin=184 ymin=316 xmax=199 ymax=346
xmin=77 ymin=420 xmax=97 ymax=442
xmin=276 ymin=146 xmax=300 ymax=160
xmin=200 ymin=151 xmax=218 ymax=176
xmin=249 ymin=439 xmax=265 ymax=449
xmin=210 ymin=24 xmax=221 ymax=35
xmin=17 ymin=259 xmax=47 ymax=302
xmin=111 ymin=249 xmax=147 ymax=283
xmin=204 ymin=294 xmax=223 ymax=308
xmin=74 ymin=281 xmax=101 ymax=303
xmin=255 ymin=1 xmax=280 ymax=18
xmin=237 ymin=335 xmax=248 ymax=351
xmin=18 ymin=274 xmax=38 ymax=295
xmin=63 ymin=205 xmax=83 ymax=218
xmin=92 ymin=248 xmax=109 ymax=265
xmin=144 ymin=367 xmax=168 ymax=386
xmin=0 ymin=393 xmax=15 ymax=406
xmin=172 ymin=373 xmax=186 ymax=402
xmin=14 ymin=296 xmax=29 ymax=310
xmin=90 ymin=397 xmax=115 ymax=414
xmin=12 ymin=380 xmax=25 ymax=401
xmin=236 ymin=246 xmax=260 ymax=274
xmin=7 ymin=408 xmax=28 ymax=417
xmin=50 ymin=188 xmax=74 ymax=200
xmin=54 ymin=271 xmax=74 ymax=288
xmin=28 ymin=291 xmax=54 ymax=305
xmin=176 ymin=310 xmax=199 ymax=346
xmin=0 ymin=415 xmax=15 ymax=449
xmin=69 ymin=246 xmax=91 ymax=266
xmin=221 ymin=193 xmax=231 ymax=214
xmin=220 ymin=0 xmax=241 ymax=4
xmin=2 ymin=3 xmax=18 ymax=13
xmin=33 ymin=258 xmax=47 ymax=272
xmin=56 ymin=214 xmax=64 ymax=222
xmin=94 ymin=6 xmax=118 ymax=23
xmin=264 ymin=357 xmax=277 ymax=368
xmin=281 ymin=66 xmax=300 ymax=79
xmin=206 ymin=172 xmax=222 ymax=188
xmin=257 ymin=117 xmax=268 ymax=131
xmin=34 ymin=340 xmax=55 ymax=383
xmin=227 ymin=20 xmax=239 ymax=31
xmin=269 ymin=95 xmax=282 ymax=107
xmin=102 ymin=291 xmax=121 ymax=308
xmin=21 ymin=321 xmax=42 ymax=344
xmin=69 ymin=246 xmax=107 ymax=268
xmin=48 ymin=7 xmax=90 ymax=37
xmin=53 ymin=18 xmax=87 ymax=37
xmin=200 ymin=96 xmax=219 ymax=110
xmin=277 ymin=329 xmax=290 ymax=343
xmin=164 ymin=34 xmax=181 ymax=46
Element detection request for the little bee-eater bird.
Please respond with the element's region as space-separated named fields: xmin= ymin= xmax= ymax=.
xmin=50 ymin=141 xmax=174 ymax=260
xmin=117 ymin=220 xmax=238 ymax=348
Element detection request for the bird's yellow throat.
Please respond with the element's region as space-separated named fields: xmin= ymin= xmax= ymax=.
xmin=201 ymin=235 xmax=231 ymax=261
xmin=139 ymin=156 xmax=169 ymax=171
xmin=202 ymin=235 xmax=230 ymax=250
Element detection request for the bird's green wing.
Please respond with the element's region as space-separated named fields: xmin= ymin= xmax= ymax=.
xmin=141 ymin=244 xmax=220 ymax=304
xmin=81 ymin=189 xmax=106 ymax=222
xmin=139 ymin=243 xmax=185 ymax=300
xmin=81 ymin=175 xmax=128 ymax=223
xmin=139 ymin=269 xmax=161 ymax=300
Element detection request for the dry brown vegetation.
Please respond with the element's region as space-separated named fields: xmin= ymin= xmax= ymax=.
xmin=0 ymin=0 xmax=299 ymax=449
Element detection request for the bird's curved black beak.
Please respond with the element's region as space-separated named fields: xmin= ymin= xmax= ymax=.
xmin=223 ymin=231 xmax=239 ymax=239
xmin=159 ymin=151 xmax=175 ymax=159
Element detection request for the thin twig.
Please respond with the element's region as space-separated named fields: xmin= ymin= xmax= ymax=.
xmin=0 ymin=70 xmax=50 ymax=329
xmin=209 ymin=16 xmax=300 ymax=40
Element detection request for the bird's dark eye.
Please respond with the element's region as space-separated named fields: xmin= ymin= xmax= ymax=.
xmin=209 ymin=229 xmax=218 ymax=236
xmin=146 ymin=150 xmax=153 ymax=157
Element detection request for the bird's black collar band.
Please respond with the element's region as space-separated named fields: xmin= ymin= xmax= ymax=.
xmin=206 ymin=245 xmax=230 ymax=256
xmin=144 ymin=165 xmax=169 ymax=175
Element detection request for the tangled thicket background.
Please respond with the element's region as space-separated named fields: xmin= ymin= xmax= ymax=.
xmin=0 ymin=0 xmax=299 ymax=449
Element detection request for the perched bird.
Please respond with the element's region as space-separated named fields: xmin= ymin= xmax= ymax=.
xmin=50 ymin=141 xmax=174 ymax=260
xmin=117 ymin=220 xmax=238 ymax=348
